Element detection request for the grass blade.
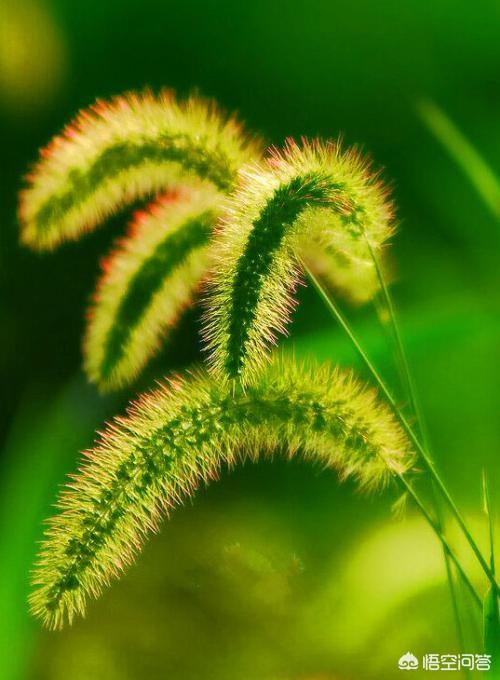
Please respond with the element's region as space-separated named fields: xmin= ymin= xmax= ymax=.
xmin=482 ymin=470 xmax=499 ymax=669
xmin=418 ymin=99 xmax=500 ymax=219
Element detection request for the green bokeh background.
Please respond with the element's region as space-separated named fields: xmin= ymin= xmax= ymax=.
xmin=0 ymin=1 xmax=499 ymax=678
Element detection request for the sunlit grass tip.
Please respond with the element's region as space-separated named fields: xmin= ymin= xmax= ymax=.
xmin=203 ymin=138 xmax=395 ymax=385
xmin=84 ymin=185 xmax=221 ymax=391
xmin=19 ymin=88 xmax=261 ymax=250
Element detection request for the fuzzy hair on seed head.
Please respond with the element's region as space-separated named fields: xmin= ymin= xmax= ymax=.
xmin=204 ymin=138 xmax=395 ymax=385
xmin=84 ymin=185 xmax=221 ymax=391
xmin=18 ymin=92 xmax=395 ymax=391
xmin=29 ymin=353 xmax=414 ymax=630
xmin=19 ymin=89 xmax=261 ymax=250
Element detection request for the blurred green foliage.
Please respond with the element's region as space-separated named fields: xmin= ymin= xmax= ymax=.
xmin=1 ymin=0 xmax=499 ymax=678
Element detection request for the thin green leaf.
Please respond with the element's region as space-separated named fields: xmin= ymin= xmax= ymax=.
xmin=418 ymin=99 xmax=500 ymax=219
xmin=483 ymin=470 xmax=499 ymax=663
xmin=484 ymin=586 xmax=500 ymax=658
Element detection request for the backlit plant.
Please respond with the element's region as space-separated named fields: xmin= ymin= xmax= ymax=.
xmin=20 ymin=89 xmax=498 ymax=663
xmin=20 ymin=90 xmax=382 ymax=391
xmin=84 ymin=186 xmax=220 ymax=388
xmin=29 ymin=355 xmax=413 ymax=629
xmin=204 ymin=139 xmax=393 ymax=384
xmin=20 ymin=90 xmax=260 ymax=390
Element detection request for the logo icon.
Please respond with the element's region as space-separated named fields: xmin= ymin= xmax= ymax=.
xmin=398 ymin=652 xmax=419 ymax=670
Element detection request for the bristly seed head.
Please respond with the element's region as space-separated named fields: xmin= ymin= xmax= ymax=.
xmin=203 ymin=138 xmax=395 ymax=385
xmin=29 ymin=353 xmax=414 ymax=630
xmin=19 ymin=89 xmax=261 ymax=250
xmin=18 ymin=89 xmax=262 ymax=390
xmin=84 ymin=185 xmax=221 ymax=391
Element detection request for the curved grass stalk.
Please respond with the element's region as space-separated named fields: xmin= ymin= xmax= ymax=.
xmin=365 ymin=237 xmax=471 ymax=647
xmin=30 ymin=354 xmax=414 ymax=629
xmin=204 ymin=138 xmax=394 ymax=385
xmin=305 ymin=265 xmax=498 ymax=595
xmin=393 ymin=473 xmax=481 ymax=610
xmin=19 ymin=89 xmax=260 ymax=250
xmin=482 ymin=470 xmax=499 ymax=659
xmin=84 ymin=186 xmax=221 ymax=391
xmin=364 ymin=238 xmax=424 ymax=430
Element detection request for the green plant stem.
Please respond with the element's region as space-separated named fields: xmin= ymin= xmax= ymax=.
xmin=302 ymin=261 xmax=482 ymax=607
xmin=444 ymin=555 xmax=469 ymax=667
xmin=483 ymin=469 xmax=496 ymax=576
xmin=482 ymin=470 xmax=499 ymax=666
xmin=367 ymin=239 xmax=469 ymax=650
xmin=396 ymin=471 xmax=481 ymax=609
xmin=365 ymin=240 xmax=425 ymax=437
xmin=435 ymin=482 xmax=470 ymax=658
xmin=304 ymin=263 xmax=498 ymax=593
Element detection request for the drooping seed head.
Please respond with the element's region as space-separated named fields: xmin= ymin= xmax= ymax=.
xmin=19 ymin=89 xmax=261 ymax=250
xmin=30 ymin=353 xmax=414 ymax=629
xmin=204 ymin=138 xmax=394 ymax=385
xmin=84 ymin=185 xmax=221 ymax=391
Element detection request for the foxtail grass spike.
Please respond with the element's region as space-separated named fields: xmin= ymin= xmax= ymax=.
xmin=19 ymin=89 xmax=260 ymax=250
xmin=84 ymin=186 xmax=221 ymax=391
xmin=204 ymin=139 xmax=394 ymax=384
xmin=30 ymin=354 xmax=413 ymax=629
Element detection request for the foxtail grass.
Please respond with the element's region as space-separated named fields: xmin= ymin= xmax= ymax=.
xmin=20 ymin=91 xmax=497 ymax=651
xmin=19 ymin=90 xmax=261 ymax=389
xmin=204 ymin=138 xmax=394 ymax=385
xmin=30 ymin=354 xmax=413 ymax=629
xmin=84 ymin=186 xmax=220 ymax=390
xmin=19 ymin=89 xmax=260 ymax=250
